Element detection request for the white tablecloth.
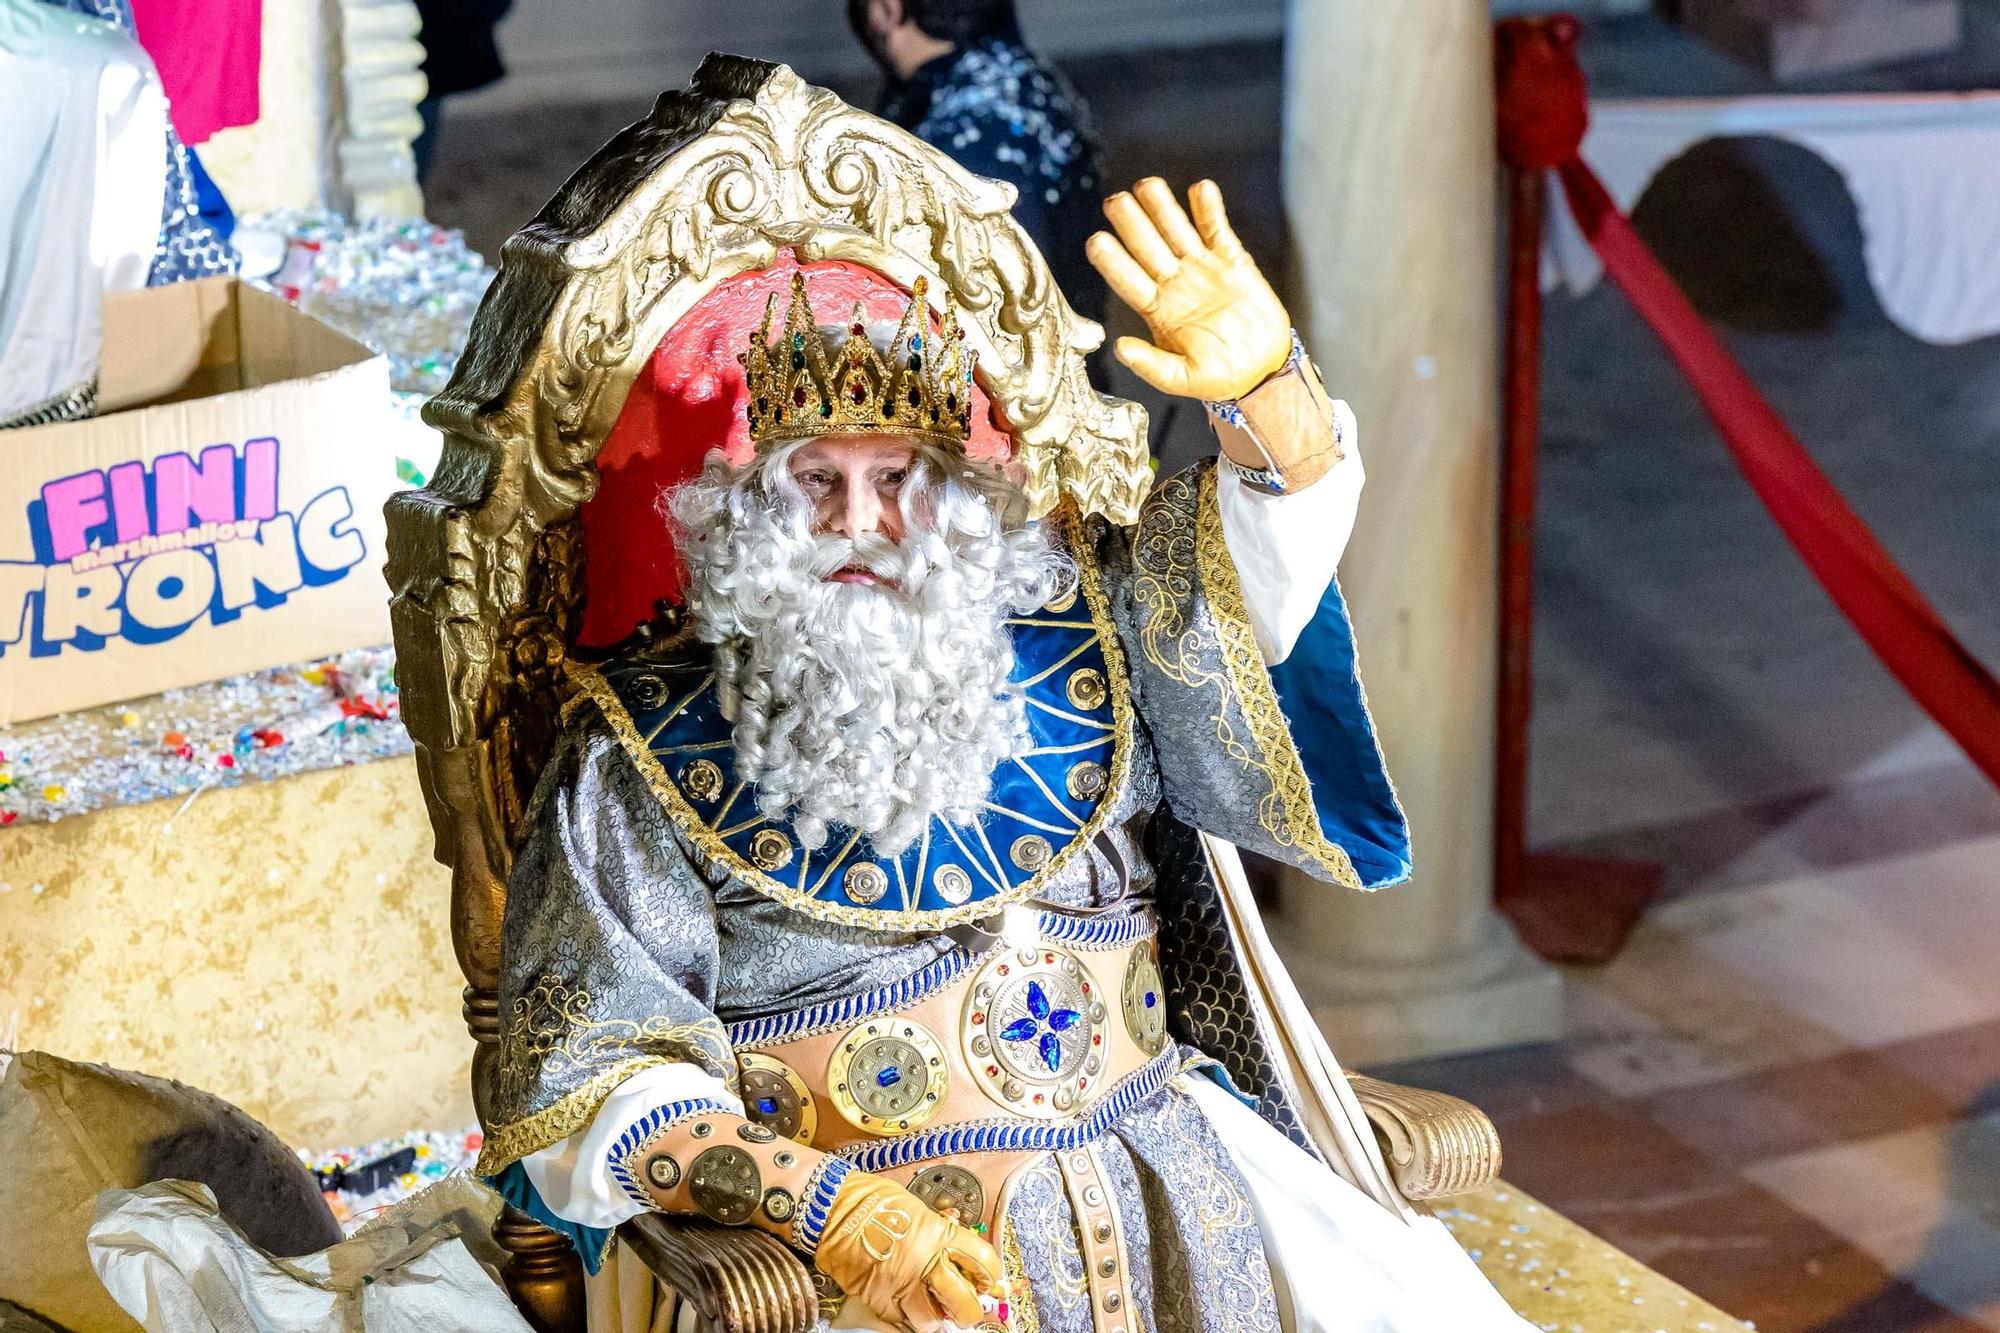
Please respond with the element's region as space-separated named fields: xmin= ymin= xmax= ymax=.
xmin=1546 ymin=93 xmax=2000 ymax=346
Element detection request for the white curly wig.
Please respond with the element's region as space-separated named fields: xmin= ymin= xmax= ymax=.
xmin=665 ymin=438 xmax=1072 ymax=856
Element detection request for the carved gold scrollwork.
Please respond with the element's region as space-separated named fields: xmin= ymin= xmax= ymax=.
xmin=1345 ymin=1073 xmax=1503 ymax=1201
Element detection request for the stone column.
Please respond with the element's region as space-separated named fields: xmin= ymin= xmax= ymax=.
xmin=1274 ymin=0 xmax=1560 ymax=1064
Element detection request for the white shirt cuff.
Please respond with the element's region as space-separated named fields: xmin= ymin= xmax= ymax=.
xmin=520 ymin=1063 xmax=745 ymax=1230
xmin=1216 ymin=399 xmax=1365 ymax=666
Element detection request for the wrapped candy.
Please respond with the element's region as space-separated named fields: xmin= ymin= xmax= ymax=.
xmin=0 ymin=647 xmax=404 ymax=826
xmin=297 ymin=1125 xmax=484 ymax=1233
xmin=241 ymin=211 xmax=496 ymax=396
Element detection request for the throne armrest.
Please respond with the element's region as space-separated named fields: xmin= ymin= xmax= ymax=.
xmin=1345 ymin=1074 xmax=1503 ymax=1202
xmin=617 ymin=1213 xmax=820 ymax=1333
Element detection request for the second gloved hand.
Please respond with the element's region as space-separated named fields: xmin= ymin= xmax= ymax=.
xmin=814 ymin=1171 xmax=1005 ymax=1332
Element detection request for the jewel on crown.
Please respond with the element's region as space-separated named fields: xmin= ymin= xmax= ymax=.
xmin=740 ymin=272 xmax=976 ymax=448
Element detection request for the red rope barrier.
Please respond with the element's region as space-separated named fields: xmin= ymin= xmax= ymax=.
xmin=1497 ymin=17 xmax=2000 ymax=792
xmin=1494 ymin=166 xmax=1548 ymax=916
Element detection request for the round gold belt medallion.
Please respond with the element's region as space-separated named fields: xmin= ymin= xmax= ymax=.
xmin=960 ymin=944 xmax=1105 ymax=1118
xmin=1121 ymin=947 xmax=1168 ymax=1057
xmin=738 ymin=1051 xmax=818 ymax=1144
xmin=825 ymin=1018 xmax=949 ymax=1135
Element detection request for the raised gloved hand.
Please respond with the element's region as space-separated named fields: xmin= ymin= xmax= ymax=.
xmin=1086 ymin=177 xmax=1293 ymax=402
xmin=814 ymin=1171 xmax=1005 ymax=1332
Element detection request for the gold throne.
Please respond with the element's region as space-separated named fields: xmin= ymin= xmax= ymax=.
xmin=384 ymin=54 xmax=1622 ymax=1333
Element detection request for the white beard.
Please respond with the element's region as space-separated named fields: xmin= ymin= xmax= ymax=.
xmin=668 ymin=444 xmax=1070 ymax=856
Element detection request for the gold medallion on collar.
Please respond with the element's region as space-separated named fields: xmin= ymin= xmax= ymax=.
xmin=749 ymin=829 xmax=794 ymax=872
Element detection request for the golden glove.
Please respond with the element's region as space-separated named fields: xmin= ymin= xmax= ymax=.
xmin=814 ymin=1171 xmax=1005 ymax=1332
xmin=1086 ymin=177 xmax=1293 ymax=402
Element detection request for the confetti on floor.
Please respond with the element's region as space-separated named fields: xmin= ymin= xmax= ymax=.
xmin=300 ymin=1124 xmax=486 ymax=1232
xmin=0 ymin=647 xmax=407 ymax=826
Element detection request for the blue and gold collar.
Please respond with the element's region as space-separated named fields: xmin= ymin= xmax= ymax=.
xmin=571 ymin=508 xmax=1132 ymax=931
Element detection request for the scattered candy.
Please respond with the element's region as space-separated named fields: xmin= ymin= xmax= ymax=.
xmin=243 ymin=212 xmax=495 ymax=396
xmin=340 ymin=696 xmax=391 ymax=722
xmin=0 ymin=647 xmax=404 ymax=828
xmin=298 ymin=1125 xmax=482 ymax=1234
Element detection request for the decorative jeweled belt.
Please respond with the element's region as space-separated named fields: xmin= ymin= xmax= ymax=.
xmin=731 ymin=909 xmax=1171 ymax=1231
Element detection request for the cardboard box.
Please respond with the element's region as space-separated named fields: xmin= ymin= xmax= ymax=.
xmin=1678 ymin=0 xmax=1962 ymax=80
xmin=0 ymin=278 xmax=404 ymax=724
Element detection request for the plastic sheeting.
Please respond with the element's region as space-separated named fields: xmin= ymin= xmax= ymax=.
xmin=89 ymin=1175 xmax=534 ymax=1333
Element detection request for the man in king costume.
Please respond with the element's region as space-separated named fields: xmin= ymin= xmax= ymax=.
xmin=463 ymin=82 xmax=1535 ymax=1330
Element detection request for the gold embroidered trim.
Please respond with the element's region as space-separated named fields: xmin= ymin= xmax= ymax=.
xmin=1192 ymin=469 xmax=1364 ymax=886
xmin=497 ymin=974 xmax=735 ymax=1097
xmin=1153 ymin=1081 xmax=1277 ymax=1332
xmin=1191 ymin=466 xmax=1359 ymax=887
xmin=476 ymin=1055 xmax=678 ymax=1175
xmin=571 ymin=502 xmax=1138 ymax=931
xmin=1002 ymin=1221 xmax=1044 ymax=1333
xmin=1130 ymin=464 xmax=1367 ymax=890
xmin=478 ymin=974 xmax=736 ymax=1174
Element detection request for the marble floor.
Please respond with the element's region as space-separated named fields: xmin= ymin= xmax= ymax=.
xmin=422 ymin=10 xmax=2000 ymax=1329
xmin=1379 ymin=821 xmax=2000 ymax=1332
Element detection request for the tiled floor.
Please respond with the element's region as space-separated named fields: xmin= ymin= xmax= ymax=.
xmin=1376 ymin=826 xmax=2000 ymax=1331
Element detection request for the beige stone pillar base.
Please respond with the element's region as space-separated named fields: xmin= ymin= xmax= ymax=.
xmin=199 ymin=0 xmax=425 ymax=219
xmin=1278 ymin=895 xmax=1561 ymax=1066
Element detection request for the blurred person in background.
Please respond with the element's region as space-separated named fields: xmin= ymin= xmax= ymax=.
xmin=849 ymin=0 xmax=1108 ymax=327
xmin=412 ymin=0 xmax=513 ymax=183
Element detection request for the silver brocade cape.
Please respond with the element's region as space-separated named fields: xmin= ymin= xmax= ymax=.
xmin=483 ymin=462 xmax=1411 ymax=1328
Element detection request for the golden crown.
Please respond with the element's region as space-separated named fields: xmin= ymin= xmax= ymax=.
xmin=740 ymin=272 xmax=976 ymax=449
